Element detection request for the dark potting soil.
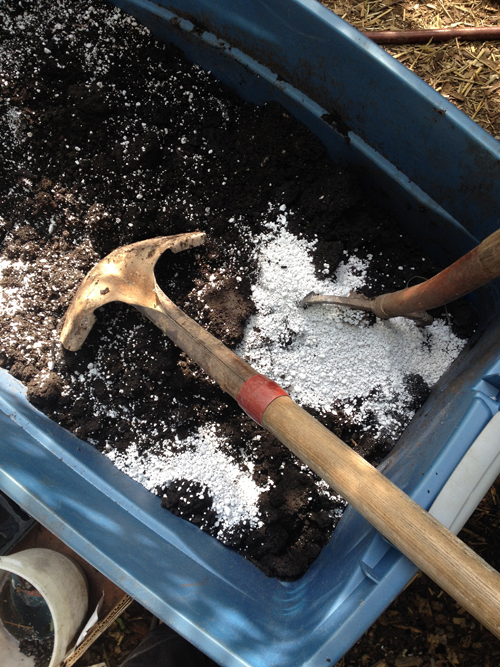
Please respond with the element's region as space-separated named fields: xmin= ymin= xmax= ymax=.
xmin=0 ymin=0 xmax=476 ymax=580
xmin=18 ymin=637 xmax=54 ymax=667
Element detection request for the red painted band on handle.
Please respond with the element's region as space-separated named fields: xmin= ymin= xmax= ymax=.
xmin=237 ymin=374 xmax=289 ymax=425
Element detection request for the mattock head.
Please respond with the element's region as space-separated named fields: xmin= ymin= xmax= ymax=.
xmin=60 ymin=232 xmax=206 ymax=351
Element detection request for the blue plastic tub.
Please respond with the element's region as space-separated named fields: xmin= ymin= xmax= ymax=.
xmin=0 ymin=1 xmax=499 ymax=665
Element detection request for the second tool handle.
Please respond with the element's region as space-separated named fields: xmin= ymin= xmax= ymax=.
xmin=372 ymin=227 xmax=500 ymax=319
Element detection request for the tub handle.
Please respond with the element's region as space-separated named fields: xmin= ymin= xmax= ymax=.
xmin=429 ymin=412 xmax=500 ymax=535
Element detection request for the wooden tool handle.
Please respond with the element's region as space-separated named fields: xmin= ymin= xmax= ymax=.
xmin=479 ymin=227 xmax=500 ymax=275
xmin=136 ymin=300 xmax=256 ymax=399
xmin=138 ymin=286 xmax=500 ymax=639
xmin=372 ymin=227 xmax=500 ymax=319
xmin=263 ymin=397 xmax=500 ymax=639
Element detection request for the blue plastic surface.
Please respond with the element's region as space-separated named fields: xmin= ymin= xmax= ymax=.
xmin=0 ymin=1 xmax=499 ymax=665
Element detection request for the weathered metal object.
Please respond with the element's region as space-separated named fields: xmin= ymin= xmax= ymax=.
xmin=302 ymin=228 xmax=500 ymax=326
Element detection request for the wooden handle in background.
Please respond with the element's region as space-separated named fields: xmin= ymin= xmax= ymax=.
xmin=372 ymin=227 xmax=500 ymax=319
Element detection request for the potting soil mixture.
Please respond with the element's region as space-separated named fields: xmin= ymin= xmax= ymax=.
xmin=0 ymin=0 xmax=476 ymax=585
xmin=18 ymin=637 xmax=54 ymax=667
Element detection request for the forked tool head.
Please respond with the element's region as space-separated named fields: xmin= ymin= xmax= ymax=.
xmin=300 ymin=290 xmax=376 ymax=313
xmin=60 ymin=232 xmax=206 ymax=351
xmin=300 ymin=290 xmax=433 ymax=325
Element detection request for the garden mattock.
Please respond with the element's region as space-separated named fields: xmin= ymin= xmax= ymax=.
xmin=61 ymin=231 xmax=500 ymax=639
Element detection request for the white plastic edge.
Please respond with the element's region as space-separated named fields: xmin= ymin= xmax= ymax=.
xmin=429 ymin=411 xmax=500 ymax=535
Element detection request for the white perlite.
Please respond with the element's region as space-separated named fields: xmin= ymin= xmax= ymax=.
xmin=237 ymin=212 xmax=466 ymax=439
xmin=107 ymin=424 xmax=267 ymax=537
